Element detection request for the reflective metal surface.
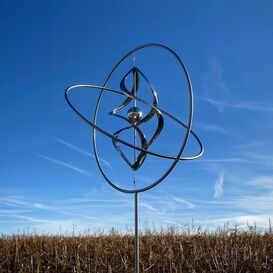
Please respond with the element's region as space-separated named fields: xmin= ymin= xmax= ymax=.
xmin=127 ymin=107 xmax=142 ymax=123
xmin=110 ymin=67 xmax=164 ymax=171
xmin=64 ymin=44 xmax=204 ymax=194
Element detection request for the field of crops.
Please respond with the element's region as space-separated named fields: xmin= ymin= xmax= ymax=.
xmin=1 ymin=227 xmax=273 ymax=273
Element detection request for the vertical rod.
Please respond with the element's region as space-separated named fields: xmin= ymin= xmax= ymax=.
xmin=133 ymin=54 xmax=139 ymax=273
xmin=133 ymin=68 xmax=137 ymax=108
xmin=133 ymin=68 xmax=137 ymax=187
xmin=134 ymin=191 xmax=139 ymax=273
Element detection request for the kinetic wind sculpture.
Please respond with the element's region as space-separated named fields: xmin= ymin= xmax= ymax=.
xmin=65 ymin=44 xmax=204 ymax=273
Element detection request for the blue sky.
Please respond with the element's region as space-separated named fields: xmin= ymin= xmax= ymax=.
xmin=1 ymin=0 xmax=273 ymax=234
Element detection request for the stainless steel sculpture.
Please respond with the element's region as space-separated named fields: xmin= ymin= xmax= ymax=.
xmin=65 ymin=44 xmax=204 ymax=273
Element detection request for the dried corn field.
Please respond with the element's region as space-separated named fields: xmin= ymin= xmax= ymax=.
xmin=1 ymin=228 xmax=273 ymax=273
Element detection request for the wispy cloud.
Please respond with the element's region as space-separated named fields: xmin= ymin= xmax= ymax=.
xmin=56 ymin=138 xmax=92 ymax=157
xmin=170 ymin=195 xmax=195 ymax=209
xmin=197 ymin=96 xmax=273 ymax=113
xmin=195 ymin=121 xmax=246 ymax=140
xmin=55 ymin=138 xmax=112 ymax=168
xmin=228 ymin=175 xmax=273 ymax=214
xmin=140 ymin=202 xmax=161 ymax=213
xmin=33 ymin=203 xmax=44 ymax=209
xmin=236 ymin=193 xmax=273 ymax=214
xmin=37 ymin=153 xmax=90 ymax=176
xmin=199 ymin=157 xmax=262 ymax=164
xmin=0 ymin=209 xmax=30 ymax=215
xmin=202 ymin=59 xmax=229 ymax=96
xmin=248 ymin=176 xmax=273 ymax=189
xmin=214 ymin=173 xmax=224 ymax=198
xmin=0 ymin=197 xmax=28 ymax=207
xmin=1 ymin=196 xmax=100 ymax=225
xmin=11 ymin=215 xmax=53 ymax=223
xmin=247 ymin=154 xmax=273 ymax=168
xmin=196 ymin=121 xmax=231 ymax=135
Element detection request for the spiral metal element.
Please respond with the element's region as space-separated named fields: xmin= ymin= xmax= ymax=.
xmin=110 ymin=67 xmax=164 ymax=171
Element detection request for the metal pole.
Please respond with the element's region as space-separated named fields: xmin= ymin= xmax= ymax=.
xmin=134 ymin=191 xmax=139 ymax=273
xmin=133 ymin=55 xmax=139 ymax=273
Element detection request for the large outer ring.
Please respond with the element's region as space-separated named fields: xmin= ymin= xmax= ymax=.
xmin=93 ymin=43 xmax=195 ymax=194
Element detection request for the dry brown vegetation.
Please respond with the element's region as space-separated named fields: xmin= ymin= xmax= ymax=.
xmin=1 ymin=227 xmax=273 ymax=273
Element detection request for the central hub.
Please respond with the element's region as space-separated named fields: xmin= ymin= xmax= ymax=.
xmin=127 ymin=106 xmax=143 ymax=123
